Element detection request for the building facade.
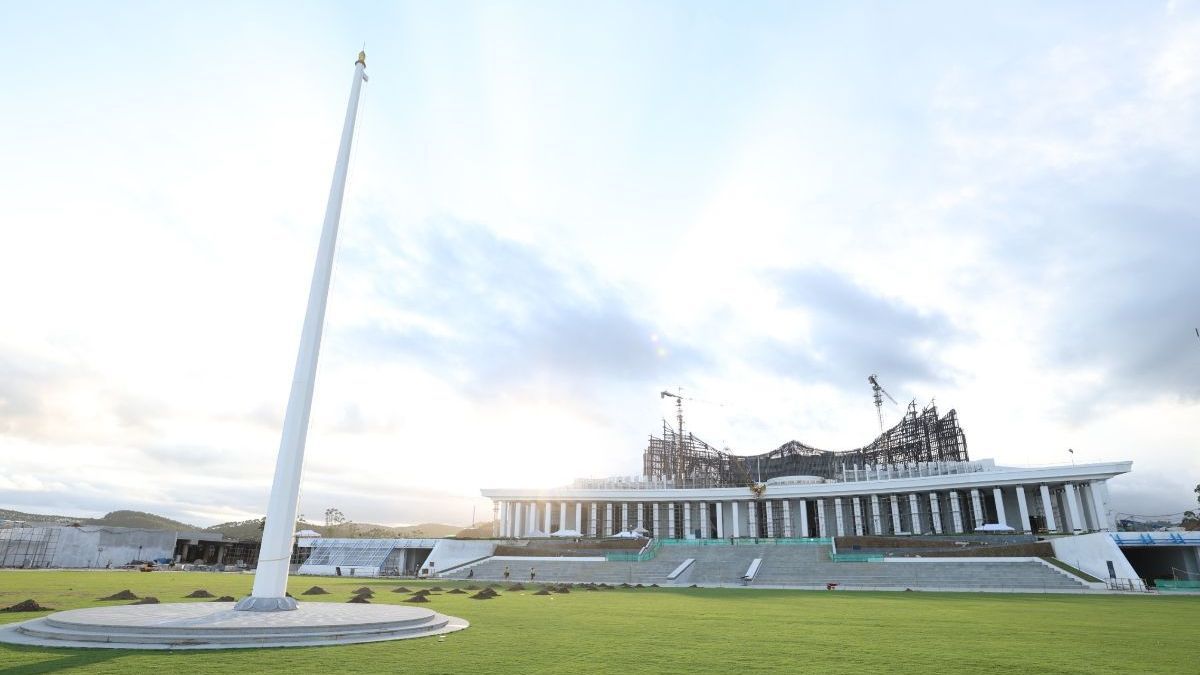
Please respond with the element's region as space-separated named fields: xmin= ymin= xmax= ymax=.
xmin=484 ymin=458 xmax=1131 ymax=539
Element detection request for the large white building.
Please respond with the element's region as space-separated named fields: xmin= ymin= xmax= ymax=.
xmin=486 ymin=458 xmax=1130 ymax=540
xmin=483 ymin=404 xmax=1131 ymax=540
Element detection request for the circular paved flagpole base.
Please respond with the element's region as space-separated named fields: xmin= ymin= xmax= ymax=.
xmin=0 ymin=602 xmax=468 ymax=650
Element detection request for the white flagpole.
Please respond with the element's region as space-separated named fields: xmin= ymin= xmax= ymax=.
xmin=237 ymin=51 xmax=368 ymax=611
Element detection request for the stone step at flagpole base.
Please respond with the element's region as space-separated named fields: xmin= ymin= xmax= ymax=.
xmin=0 ymin=603 xmax=468 ymax=650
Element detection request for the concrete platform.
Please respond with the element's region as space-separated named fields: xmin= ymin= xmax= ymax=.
xmin=0 ymin=601 xmax=469 ymax=650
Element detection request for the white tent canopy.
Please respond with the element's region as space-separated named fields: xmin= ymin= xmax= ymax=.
xmin=551 ymin=529 xmax=583 ymax=537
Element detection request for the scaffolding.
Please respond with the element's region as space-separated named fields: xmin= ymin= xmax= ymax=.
xmin=643 ymin=402 xmax=969 ymax=487
xmin=0 ymin=525 xmax=60 ymax=568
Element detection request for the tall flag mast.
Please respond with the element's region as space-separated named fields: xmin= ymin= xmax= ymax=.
xmin=237 ymin=51 xmax=369 ymax=611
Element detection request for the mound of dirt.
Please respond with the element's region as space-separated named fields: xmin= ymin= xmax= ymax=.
xmin=469 ymin=589 xmax=497 ymax=600
xmin=353 ymin=590 xmax=374 ymax=598
xmin=634 ymin=584 xmax=644 ymax=588
xmin=428 ymin=586 xmax=444 ymax=591
xmin=353 ymin=586 xmax=373 ymax=594
xmin=650 ymin=584 xmax=660 ymax=588
xmin=348 ymin=595 xmax=371 ymax=604
xmin=100 ymin=590 xmax=138 ymax=600
xmin=447 ymin=589 xmax=467 ymax=595
xmin=532 ymin=589 xmax=551 ymax=596
xmin=213 ymin=596 xmax=236 ymax=602
xmin=302 ymin=586 xmax=330 ymax=596
xmin=131 ymin=597 xmax=160 ymax=605
xmin=185 ymin=590 xmax=215 ymax=598
xmin=391 ymin=586 xmax=412 ymax=593
xmin=508 ymin=583 xmax=525 ymax=591
xmin=411 ymin=589 xmax=431 ymax=597
xmin=689 ymin=584 xmax=698 ymax=588
xmin=2 ymin=599 xmax=51 ymax=612
xmin=554 ymin=586 xmax=571 ymax=594
xmin=465 ymin=585 xmax=480 ymax=590
xmin=584 ymin=585 xmax=599 ymax=591
xmin=619 ymin=583 xmax=633 ymax=588
xmin=404 ymin=595 xmax=430 ymax=603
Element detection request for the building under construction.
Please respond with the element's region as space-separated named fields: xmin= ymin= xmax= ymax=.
xmin=643 ymin=402 xmax=969 ymax=488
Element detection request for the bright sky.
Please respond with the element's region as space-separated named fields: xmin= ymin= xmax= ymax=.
xmin=1 ymin=2 xmax=1198 ymax=528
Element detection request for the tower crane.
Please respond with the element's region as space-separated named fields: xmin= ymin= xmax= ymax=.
xmin=867 ymin=374 xmax=898 ymax=432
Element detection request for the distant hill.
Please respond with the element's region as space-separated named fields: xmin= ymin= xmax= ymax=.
xmin=0 ymin=509 xmax=200 ymax=531
xmin=454 ymin=521 xmax=499 ymax=539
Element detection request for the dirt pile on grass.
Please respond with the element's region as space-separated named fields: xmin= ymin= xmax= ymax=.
xmin=469 ymin=588 xmax=499 ymax=600
xmin=532 ymin=589 xmax=552 ymax=596
xmin=411 ymin=589 xmax=431 ymax=597
xmin=100 ymin=590 xmax=138 ymax=600
xmin=554 ymin=586 xmax=571 ymax=594
xmin=185 ymin=590 xmax=215 ymax=598
xmin=465 ymin=585 xmax=480 ymax=590
xmin=584 ymin=585 xmax=599 ymax=591
xmin=131 ymin=597 xmax=160 ymax=605
xmin=391 ymin=586 xmax=412 ymax=593
xmin=404 ymin=595 xmax=430 ymax=603
xmin=348 ymin=595 xmax=371 ymax=604
xmin=302 ymin=586 xmax=330 ymax=595
xmin=353 ymin=586 xmax=373 ymax=594
xmin=619 ymin=583 xmax=633 ymax=588
xmin=428 ymin=586 xmax=444 ymax=591
xmin=447 ymin=588 xmax=467 ymax=594
xmin=213 ymin=596 xmax=236 ymax=602
xmin=508 ymin=583 xmax=526 ymax=591
xmin=2 ymin=599 xmax=51 ymax=612
xmin=353 ymin=590 xmax=374 ymax=599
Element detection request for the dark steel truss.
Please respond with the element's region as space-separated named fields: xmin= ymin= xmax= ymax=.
xmin=642 ymin=402 xmax=969 ymax=486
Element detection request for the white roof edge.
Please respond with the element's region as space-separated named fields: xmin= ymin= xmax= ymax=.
xmin=481 ymin=460 xmax=1133 ymax=500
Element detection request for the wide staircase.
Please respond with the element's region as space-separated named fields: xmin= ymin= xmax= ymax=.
xmin=442 ymin=542 xmax=1090 ymax=591
xmin=750 ymin=545 xmax=1087 ymax=591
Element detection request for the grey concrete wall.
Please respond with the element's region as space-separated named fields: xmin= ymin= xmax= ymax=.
xmin=52 ymin=527 xmax=177 ymax=568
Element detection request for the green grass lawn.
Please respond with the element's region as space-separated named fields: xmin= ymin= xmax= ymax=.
xmin=0 ymin=570 xmax=1193 ymax=674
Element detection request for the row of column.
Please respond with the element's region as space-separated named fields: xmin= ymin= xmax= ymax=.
xmin=494 ymin=482 xmax=1111 ymax=539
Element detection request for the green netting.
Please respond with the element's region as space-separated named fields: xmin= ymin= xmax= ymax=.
xmin=1155 ymin=579 xmax=1200 ymax=590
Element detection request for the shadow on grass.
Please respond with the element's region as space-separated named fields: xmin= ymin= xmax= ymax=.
xmin=0 ymin=648 xmax=123 ymax=675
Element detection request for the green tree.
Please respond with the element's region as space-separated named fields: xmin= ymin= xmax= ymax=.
xmin=1182 ymin=484 xmax=1200 ymax=531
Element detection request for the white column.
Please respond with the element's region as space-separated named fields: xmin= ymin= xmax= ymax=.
xmin=575 ymin=502 xmax=582 ymax=534
xmin=870 ymin=495 xmax=882 ymax=534
xmin=716 ymin=502 xmax=725 ymax=538
xmin=748 ymin=501 xmax=758 ymax=538
xmin=498 ymin=501 xmax=507 ymax=537
xmin=243 ymin=52 xmax=369 ymax=612
xmin=1015 ymin=486 xmax=1030 ymax=533
xmin=908 ymin=494 xmax=922 ymax=534
xmin=1039 ymin=485 xmax=1057 ymax=533
xmin=590 ymin=502 xmax=598 ymax=537
xmin=765 ymin=501 xmax=776 ymax=538
xmin=1064 ymin=484 xmax=1084 ymax=533
xmin=970 ymin=489 xmax=984 ymax=529
xmin=816 ymin=499 xmax=827 ymax=538
xmin=732 ymin=501 xmax=741 ymax=538
xmin=782 ymin=500 xmax=792 ymax=538
xmin=929 ymin=493 xmax=942 ymax=534
xmin=700 ymin=502 xmax=709 ymax=538
xmin=528 ymin=502 xmax=536 ymax=536
xmin=514 ymin=502 xmax=523 ymax=538
xmin=852 ymin=498 xmax=864 ymax=536
xmin=684 ymin=502 xmax=693 ymax=539
xmin=544 ymin=502 xmax=552 ymax=534
xmin=652 ymin=503 xmax=660 ymax=538
xmin=1089 ymin=482 xmax=1109 ymax=531
xmin=637 ymin=503 xmax=645 ymax=531
xmin=889 ymin=495 xmax=902 ymax=534
xmin=668 ymin=502 xmax=676 ymax=538
xmin=949 ymin=491 xmax=963 ymax=533
xmin=621 ymin=503 xmax=629 ymax=532
xmin=605 ymin=503 xmax=614 ymax=535
xmin=558 ymin=502 xmax=567 ymax=533
xmin=834 ymin=498 xmax=845 ymax=537
xmin=992 ymin=488 xmax=1007 ymax=527
xmin=798 ymin=499 xmax=810 ymax=538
